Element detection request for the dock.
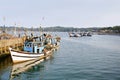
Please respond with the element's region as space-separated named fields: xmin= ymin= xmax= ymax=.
xmin=0 ymin=33 xmax=26 ymax=55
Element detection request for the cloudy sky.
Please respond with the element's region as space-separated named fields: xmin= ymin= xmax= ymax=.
xmin=0 ymin=0 xmax=120 ymax=28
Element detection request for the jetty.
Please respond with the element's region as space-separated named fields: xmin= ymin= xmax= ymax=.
xmin=0 ymin=33 xmax=26 ymax=55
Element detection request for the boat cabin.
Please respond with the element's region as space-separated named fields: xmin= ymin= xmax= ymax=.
xmin=24 ymin=41 xmax=44 ymax=53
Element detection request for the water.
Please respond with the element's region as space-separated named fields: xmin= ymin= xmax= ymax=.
xmin=0 ymin=33 xmax=120 ymax=80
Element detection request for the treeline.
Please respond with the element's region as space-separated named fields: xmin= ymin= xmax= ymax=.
xmin=44 ymin=26 xmax=100 ymax=32
xmin=100 ymin=26 xmax=120 ymax=33
xmin=0 ymin=26 xmax=99 ymax=32
xmin=0 ymin=26 xmax=120 ymax=33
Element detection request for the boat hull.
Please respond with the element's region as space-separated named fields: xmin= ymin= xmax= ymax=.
xmin=9 ymin=48 xmax=45 ymax=63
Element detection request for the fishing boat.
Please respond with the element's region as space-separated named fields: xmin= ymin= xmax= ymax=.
xmin=68 ymin=32 xmax=92 ymax=37
xmin=9 ymin=43 xmax=50 ymax=63
xmin=68 ymin=32 xmax=80 ymax=37
xmin=9 ymin=34 xmax=60 ymax=64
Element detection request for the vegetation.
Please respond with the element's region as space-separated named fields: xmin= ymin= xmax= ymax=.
xmin=0 ymin=25 xmax=120 ymax=34
xmin=0 ymin=26 xmax=100 ymax=32
xmin=99 ymin=26 xmax=120 ymax=34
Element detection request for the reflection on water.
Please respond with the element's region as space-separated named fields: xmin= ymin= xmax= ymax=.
xmin=10 ymin=59 xmax=43 ymax=80
xmin=9 ymin=54 xmax=55 ymax=80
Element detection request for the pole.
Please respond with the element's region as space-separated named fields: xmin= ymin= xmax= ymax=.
xmin=3 ymin=17 xmax=6 ymax=33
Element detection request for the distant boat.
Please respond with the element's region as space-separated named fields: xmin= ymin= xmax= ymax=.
xmin=68 ymin=32 xmax=92 ymax=37
xmin=86 ymin=32 xmax=92 ymax=36
xmin=68 ymin=32 xmax=80 ymax=37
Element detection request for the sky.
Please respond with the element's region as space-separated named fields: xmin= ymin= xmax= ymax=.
xmin=0 ymin=0 xmax=120 ymax=28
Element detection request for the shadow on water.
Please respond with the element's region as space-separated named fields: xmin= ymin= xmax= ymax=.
xmin=0 ymin=55 xmax=12 ymax=80
xmin=0 ymin=55 xmax=12 ymax=71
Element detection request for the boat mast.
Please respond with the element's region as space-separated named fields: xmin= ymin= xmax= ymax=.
xmin=3 ymin=16 xmax=6 ymax=33
xmin=14 ymin=23 xmax=17 ymax=36
xmin=31 ymin=26 xmax=34 ymax=37
xmin=39 ymin=24 xmax=43 ymax=36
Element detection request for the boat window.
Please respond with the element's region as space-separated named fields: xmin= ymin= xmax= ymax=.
xmin=25 ymin=43 xmax=32 ymax=47
xmin=38 ymin=43 xmax=41 ymax=47
xmin=34 ymin=43 xmax=37 ymax=46
xmin=29 ymin=43 xmax=32 ymax=47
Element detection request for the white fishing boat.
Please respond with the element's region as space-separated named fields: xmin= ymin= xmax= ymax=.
xmin=9 ymin=47 xmax=51 ymax=64
xmin=9 ymin=40 xmax=43 ymax=63
xmin=9 ymin=33 xmax=60 ymax=63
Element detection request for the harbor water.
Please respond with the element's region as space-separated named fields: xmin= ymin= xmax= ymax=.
xmin=0 ymin=32 xmax=120 ymax=80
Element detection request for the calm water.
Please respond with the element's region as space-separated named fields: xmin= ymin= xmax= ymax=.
xmin=0 ymin=32 xmax=120 ymax=80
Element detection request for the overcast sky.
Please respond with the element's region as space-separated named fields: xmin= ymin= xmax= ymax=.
xmin=0 ymin=0 xmax=120 ymax=28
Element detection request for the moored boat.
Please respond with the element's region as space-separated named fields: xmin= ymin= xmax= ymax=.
xmin=68 ymin=32 xmax=92 ymax=37
xmin=9 ymin=33 xmax=60 ymax=64
xmin=68 ymin=32 xmax=80 ymax=37
xmin=9 ymin=47 xmax=45 ymax=63
xmin=9 ymin=45 xmax=53 ymax=64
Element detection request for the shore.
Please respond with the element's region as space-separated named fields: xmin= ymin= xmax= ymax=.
xmin=97 ymin=32 xmax=120 ymax=36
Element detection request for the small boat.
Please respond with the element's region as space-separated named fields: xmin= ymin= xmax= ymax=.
xmin=9 ymin=34 xmax=60 ymax=64
xmin=86 ymin=32 xmax=92 ymax=36
xmin=68 ymin=32 xmax=80 ymax=37
xmin=69 ymin=32 xmax=92 ymax=37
